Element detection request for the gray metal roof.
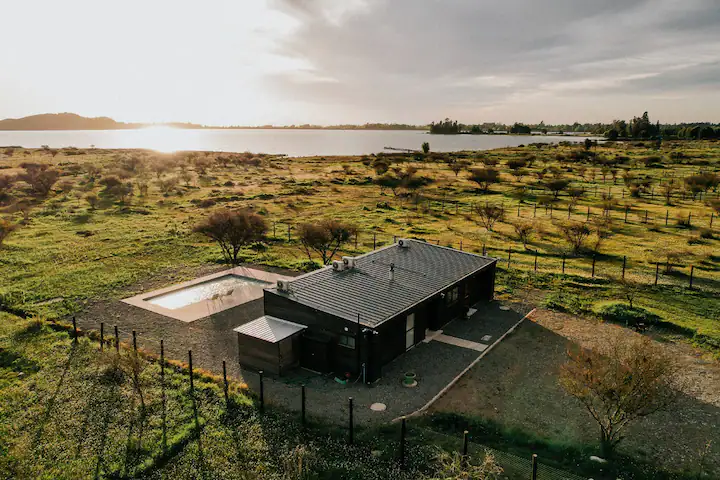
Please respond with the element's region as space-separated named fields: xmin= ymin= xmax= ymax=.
xmin=234 ymin=315 xmax=306 ymax=343
xmin=268 ymin=240 xmax=496 ymax=327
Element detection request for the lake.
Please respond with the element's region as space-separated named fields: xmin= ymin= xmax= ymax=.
xmin=0 ymin=128 xmax=597 ymax=157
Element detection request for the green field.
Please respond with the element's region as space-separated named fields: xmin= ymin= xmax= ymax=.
xmin=1 ymin=140 xmax=719 ymax=478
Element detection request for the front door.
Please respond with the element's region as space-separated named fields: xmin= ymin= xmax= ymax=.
xmin=405 ymin=313 xmax=415 ymax=350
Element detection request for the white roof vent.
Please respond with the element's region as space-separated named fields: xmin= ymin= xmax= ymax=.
xmin=397 ymin=238 xmax=411 ymax=248
xmin=332 ymin=260 xmax=345 ymax=271
xmin=277 ymin=279 xmax=292 ymax=292
xmin=342 ymin=256 xmax=355 ymax=269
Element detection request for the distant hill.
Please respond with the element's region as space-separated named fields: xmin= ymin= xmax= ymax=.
xmin=0 ymin=113 xmax=142 ymax=130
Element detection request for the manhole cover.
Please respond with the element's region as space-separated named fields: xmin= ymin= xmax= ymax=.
xmin=370 ymin=403 xmax=387 ymax=412
xmin=499 ymin=305 xmax=511 ymax=311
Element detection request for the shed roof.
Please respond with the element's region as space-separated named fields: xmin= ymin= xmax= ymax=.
xmin=268 ymin=239 xmax=496 ymax=328
xmin=234 ymin=315 xmax=306 ymax=343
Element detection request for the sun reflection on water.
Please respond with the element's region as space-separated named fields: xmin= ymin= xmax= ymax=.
xmin=136 ymin=125 xmax=188 ymax=152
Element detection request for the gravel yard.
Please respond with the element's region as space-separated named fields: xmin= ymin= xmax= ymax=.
xmin=77 ymin=270 xmax=526 ymax=428
xmin=430 ymin=308 xmax=720 ymax=475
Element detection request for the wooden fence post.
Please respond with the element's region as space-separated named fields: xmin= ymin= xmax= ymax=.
xmin=462 ymin=430 xmax=469 ymax=457
xmin=373 ymin=232 xmax=377 ymax=250
xmin=689 ymin=265 xmax=694 ymax=289
xmin=100 ymin=322 xmax=104 ymax=351
xmin=132 ymin=330 xmax=137 ymax=353
xmin=399 ymin=416 xmax=407 ymax=469
xmin=482 ymin=243 xmax=486 ymax=256
xmin=188 ymin=350 xmax=194 ymax=393
xmin=72 ymin=316 xmax=78 ymax=343
xmin=562 ymin=253 xmax=566 ymax=274
xmin=591 ymin=255 xmax=596 ymax=278
xmin=532 ymin=454 xmax=538 ymax=480
xmin=273 ymin=221 xmax=276 ymax=238
xmin=624 ymin=206 xmax=629 ymax=223
xmin=534 ymin=250 xmax=538 ymax=272
xmin=287 ymin=224 xmax=291 ymax=242
xmin=507 ymin=247 xmax=511 ymax=269
xmin=222 ymin=360 xmax=229 ymax=405
xmin=586 ymin=206 xmax=590 ymax=221
xmin=348 ymin=397 xmax=354 ymax=445
xmin=655 ymin=262 xmax=660 ymax=286
xmin=259 ymin=370 xmax=264 ymax=411
xmin=301 ymin=384 xmax=306 ymax=425
xmin=665 ymin=210 xmax=669 ymax=226
xmin=622 ymin=256 xmax=626 ymax=280
xmin=114 ymin=325 xmax=119 ymax=353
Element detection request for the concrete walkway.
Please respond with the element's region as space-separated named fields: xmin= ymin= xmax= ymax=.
xmin=433 ymin=333 xmax=488 ymax=352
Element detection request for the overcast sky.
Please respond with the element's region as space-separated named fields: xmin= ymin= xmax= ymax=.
xmin=1 ymin=0 xmax=718 ymax=125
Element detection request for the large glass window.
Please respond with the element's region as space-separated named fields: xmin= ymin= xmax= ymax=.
xmin=446 ymin=287 xmax=459 ymax=305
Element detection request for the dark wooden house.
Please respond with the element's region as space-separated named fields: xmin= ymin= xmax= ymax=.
xmin=239 ymin=239 xmax=497 ymax=382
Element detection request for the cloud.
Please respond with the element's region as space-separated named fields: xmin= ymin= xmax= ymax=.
xmin=267 ymin=0 xmax=720 ymax=123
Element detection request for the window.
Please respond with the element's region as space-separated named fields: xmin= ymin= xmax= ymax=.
xmin=338 ymin=334 xmax=356 ymax=349
xmin=446 ymin=287 xmax=459 ymax=305
xmin=406 ymin=313 xmax=415 ymax=350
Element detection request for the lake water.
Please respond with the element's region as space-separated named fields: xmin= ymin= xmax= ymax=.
xmin=0 ymin=128 xmax=597 ymax=156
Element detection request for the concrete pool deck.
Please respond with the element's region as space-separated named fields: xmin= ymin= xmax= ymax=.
xmin=121 ymin=266 xmax=290 ymax=322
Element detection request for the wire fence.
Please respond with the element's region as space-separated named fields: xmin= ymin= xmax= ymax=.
xmin=264 ymin=208 xmax=719 ymax=294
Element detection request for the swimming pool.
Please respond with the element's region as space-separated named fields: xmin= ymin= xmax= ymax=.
xmin=146 ymin=274 xmax=271 ymax=310
xmin=122 ymin=267 xmax=290 ymax=322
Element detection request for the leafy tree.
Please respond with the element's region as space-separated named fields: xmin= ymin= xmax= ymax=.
xmin=509 ymin=123 xmax=531 ymax=134
xmin=85 ymin=193 xmax=99 ymax=210
xmin=544 ymin=178 xmax=570 ymax=199
xmin=421 ymin=142 xmax=430 ymax=154
xmin=194 ymin=209 xmax=268 ymax=265
xmin=373 ymin=173 xmax=402 ymax=195
xmin=0 ymin=175 xmax=15 ymax=203
xmin=560 ymin=333 xmax=682 ymax=457
xmin=18 ymin=163 xmax=59 ymax=196
xmin=429 ymin=118 xmax=461 ymax=134
xmin=468 ymin=168 xmax=500 ymax=192
xmin=506 ymin=158 xmax=527 ymax=170
xmin=297 ymin=219 xmax=357 ymax=264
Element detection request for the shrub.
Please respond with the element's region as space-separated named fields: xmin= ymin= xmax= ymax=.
xmin=543 ymin=291 xmax=591 ymax=314
xmin=557 ymin=221 xmax=591 ymax=253
xmin=468 ymin=168 xmax=500 ymax=192
xmin=0 ymin=218 xmax=17 ymax=247
xmin=597 ymin=303 xmax=661 ymax=327
xmin=18 ymin=163 xmax=59 ymax=196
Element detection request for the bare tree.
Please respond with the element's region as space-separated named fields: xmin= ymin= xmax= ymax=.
xmin=557 ymin=221 xmax=591 ymax=253
xmin=298 ymin=219 xmax=357 ymax=264
xmin=472 ymin=203 xmax=504 ymax=231
xmin=660 ymin=179 xmax=677 ymax=205
xmin=560 ymin=333 xmax=682 ymax=457
xmin=194 ymin=209 xmax=268 ymax=265
xmin=617 ymin=277 xmax=641 ymax=309
xmin=512 ymin=221 xmax=535 ymax=248
xmin=0 ymin=175 xmax=15 ymax=203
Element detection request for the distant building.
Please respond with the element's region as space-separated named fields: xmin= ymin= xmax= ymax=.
xmin=236 ymin=239 xmax=497 ymax=382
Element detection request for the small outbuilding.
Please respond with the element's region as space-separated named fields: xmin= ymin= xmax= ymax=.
xmin=247 ymin=239 xmax=497 ymax=383
xmin=233 ymin=315 xmax=306 ymax=375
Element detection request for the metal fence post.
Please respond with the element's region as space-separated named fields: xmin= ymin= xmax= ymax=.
xmin=462 ymin=430 xmax=469 ymax=457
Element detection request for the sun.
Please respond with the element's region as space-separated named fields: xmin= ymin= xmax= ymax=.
xmin=137 ymin=125 xmax=186 ymax=153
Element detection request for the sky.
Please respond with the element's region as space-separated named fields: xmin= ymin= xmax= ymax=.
xmin=1 ymin=0 xmax=719 ymax=126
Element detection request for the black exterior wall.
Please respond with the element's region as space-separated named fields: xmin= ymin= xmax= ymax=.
xmin=262 ymin=260 xmax=497 ymax=382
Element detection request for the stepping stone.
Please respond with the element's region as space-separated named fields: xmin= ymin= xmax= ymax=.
xmin=370 ymin=403 xmax=387 ymax=412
